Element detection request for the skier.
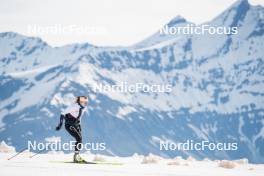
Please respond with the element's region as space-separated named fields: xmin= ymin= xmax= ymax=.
xmin=55 ymin=96 xmax=88 ymax=163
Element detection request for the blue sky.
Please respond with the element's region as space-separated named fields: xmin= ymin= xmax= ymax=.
xmin=0 ymin=0 xmax=263 ymax=46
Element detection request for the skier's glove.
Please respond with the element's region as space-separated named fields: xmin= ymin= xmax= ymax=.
xmin=56 ymin=124 xmax=62 ymax=131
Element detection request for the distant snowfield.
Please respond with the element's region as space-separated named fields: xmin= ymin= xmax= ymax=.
xmin=0 ymin=153 xmax=263 ymax=176
xmin=8 ymin=64 xmax=58 ymax=78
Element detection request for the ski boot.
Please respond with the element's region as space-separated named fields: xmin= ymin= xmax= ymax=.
xmin=73 ymin=152 xmax=87 ymax=163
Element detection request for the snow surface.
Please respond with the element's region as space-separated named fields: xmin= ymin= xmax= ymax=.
xmin=8 ymin=64 xmax=58 ymax=78
xmin=0 ymin=152 xmax=263 ymax=176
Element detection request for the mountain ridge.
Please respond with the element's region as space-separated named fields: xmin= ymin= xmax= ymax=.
xmin=0 ymin=0 xmax=263 ymax=163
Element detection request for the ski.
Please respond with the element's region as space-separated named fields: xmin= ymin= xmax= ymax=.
xmin=49 ymin=160 xmax=123 ymax=165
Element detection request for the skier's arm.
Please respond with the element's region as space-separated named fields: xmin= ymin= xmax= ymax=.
xmin=55 ymin=114 xmax=64 ymax=131
xmin=56 ymin=105 xmax=72 ymax=131
xmin=56 ymin=105 xmax=78 ymax=130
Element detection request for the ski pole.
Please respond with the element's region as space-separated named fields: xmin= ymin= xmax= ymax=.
xmin=7 ymin=147 xmax=28 ymax=160
xmin=29 ymin=150 xmax=44 ymax=158
xmin=30 ymin=145 xmax=51 ymax=158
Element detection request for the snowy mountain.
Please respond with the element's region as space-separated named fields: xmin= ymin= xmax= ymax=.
xmin=0 ymin=0 xmax=263 ymax=163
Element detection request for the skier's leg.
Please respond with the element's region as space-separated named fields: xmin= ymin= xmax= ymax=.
xmin=65 ymin=124 xmax=84 ymax=162
xmin=65 ymin=124 xmax=82 ymax=150
xmin=72 ymin=127 xmax=84 ymax=162
xmin=75 ymin=124 xmax=82 ymax=151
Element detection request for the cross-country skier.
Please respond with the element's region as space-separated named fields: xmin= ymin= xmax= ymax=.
xmin=55 ymin=96 xmax=88 ymax=163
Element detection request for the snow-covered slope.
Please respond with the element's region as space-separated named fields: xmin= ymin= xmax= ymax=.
xmin=0 ymin=152 xmax=263 ymax=176
xmin=0 ymin=0 xmax=263 ymax=163
xmin=132 ymin=15 xmax=192 ymax=50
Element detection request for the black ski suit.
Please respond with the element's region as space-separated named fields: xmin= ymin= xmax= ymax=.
xmin=57 ymin=103 xmax=86 ymax=152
